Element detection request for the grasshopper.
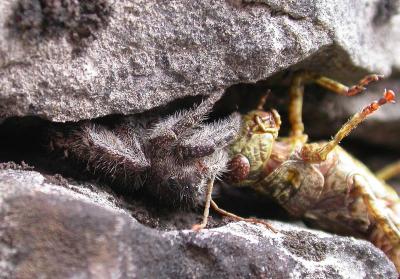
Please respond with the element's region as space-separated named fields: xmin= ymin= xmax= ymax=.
xmin=194 ymin=71 xmax=400 ymax=271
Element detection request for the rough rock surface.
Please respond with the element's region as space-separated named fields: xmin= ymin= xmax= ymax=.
xmin=1 ymin=1 xmax=400 ymax=278
xmin=1 ymin=0 xmax=399 ymax=121
xmin=0 ymin=168 xmax=397 ymax=279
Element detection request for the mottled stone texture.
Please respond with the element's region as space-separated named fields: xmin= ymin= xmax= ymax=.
xmin=0 ymin=169 xmax=397 ymax=279
xmin=0 ymin=0 xmax=399 ymax=121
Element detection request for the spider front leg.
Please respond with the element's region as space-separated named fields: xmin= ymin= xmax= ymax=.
xmin=148 ymin=90 xmax=225 ymax=146
xmin=288 ymin=71 xmax=384 ymax=146
xmin=176 ymin=113 xmax=241 ymax=160
xmin=301 ymin=90 xmax=396 ymax=163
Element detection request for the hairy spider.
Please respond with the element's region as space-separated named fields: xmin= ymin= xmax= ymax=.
xmin=49 ymin=92 xmax=241 ymax=208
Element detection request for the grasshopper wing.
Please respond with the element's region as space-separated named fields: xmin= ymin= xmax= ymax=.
xmin=258 ymin=160 xmax=324 ymax=217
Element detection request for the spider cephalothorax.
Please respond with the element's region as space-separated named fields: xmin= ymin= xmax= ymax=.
xmin=49 ymin=92 xmax=241 ymax=207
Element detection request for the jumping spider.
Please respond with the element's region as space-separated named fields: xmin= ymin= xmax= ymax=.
xmin=49 ymin=91 xmax=242 ymax=208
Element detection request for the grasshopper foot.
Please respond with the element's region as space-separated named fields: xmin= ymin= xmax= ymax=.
xmin=211 ymin=200 xmax=277 ymax=233
xmin=191 ymin=223 xmax=206 ymax=232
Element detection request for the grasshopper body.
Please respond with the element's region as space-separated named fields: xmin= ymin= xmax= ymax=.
xmin=224 ymin=72 xmax=400 ymax=270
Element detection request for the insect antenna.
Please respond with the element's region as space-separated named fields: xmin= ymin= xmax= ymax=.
xmin=257 ymin=89 xmax=271 ymax=110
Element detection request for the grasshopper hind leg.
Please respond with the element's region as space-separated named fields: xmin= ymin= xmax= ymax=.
xmin=288 ymin=71 xmax=383 ymax=146
xmin=209 ymin=200 xmax=277 ymax=232
xmin=192 ymin=176 xmax=276 ymax=232
xmin=376 ymin=161 xmax=400 ymax=182
xmin=192 ymin=177 xmax=215 ymax=231
xmin=352 ymin=174 xmax=400 ymax=270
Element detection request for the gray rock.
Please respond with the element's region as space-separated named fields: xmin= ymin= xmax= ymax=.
xmin=1 ymin=1 xmax=399 ymax=277
xmin=0 ymin=168 xmax=397 ymax=278
xmin=0 ymin=0 xmax=399 ymax=121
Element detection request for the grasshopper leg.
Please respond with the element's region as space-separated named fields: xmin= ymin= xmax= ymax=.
xmin=352 ymin=175 xmax=400 ymax=270
xmin=288 ymin=71 xmax=383 ymax=146
xmin=301 ymin=90 xmax=396 ymax=163
xmin=210 ymin=200 xmax=277 ymax=232
xmin=313 ymin=73 xmax=384 ymax=96
xmin=192 ymin=176 xmax=216 ymax=231
xmin=376 ymin=161 xmax=400 ymax=181
xmin=192 ymin=176 xmax=276 ymax=232
xmin=288 ymin=72 xmax=308 ymax=144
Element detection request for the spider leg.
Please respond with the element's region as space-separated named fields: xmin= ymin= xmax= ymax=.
xmin=177 ymin=141 xmax=216 ymax=161
xmin=289 ymin=71 xmax=383 ymax=145
xmin=172 ymin=90 xmax=225 ymax=135
xmin=376 ymin=161 xmax=400 ymax=181
xmin=51 ymin=123 xmax=150 ymax=189
xmin=148 ymin=90 xmax=225 ymax=147
xmin=301 ymin=90 xmax=396 ymax=163
xmin=210 ymin=113 xmax=242 ymax=148
xmin=176 ymin=113 xmax=241 ymax=160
